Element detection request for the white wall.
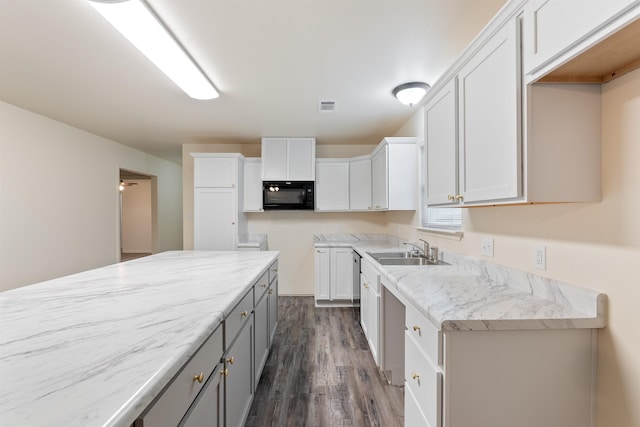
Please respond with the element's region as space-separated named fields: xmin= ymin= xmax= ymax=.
xmin=121 ymin=180 xmax=152 ymax=253
xmin=0 ymin=101 xmax=183 ymax=291
xmin=389 ymin=69 xmax=640 ymax=427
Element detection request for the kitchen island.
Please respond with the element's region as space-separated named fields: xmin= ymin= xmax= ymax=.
xmin=0 ymin=250 xmax=279 ymax=427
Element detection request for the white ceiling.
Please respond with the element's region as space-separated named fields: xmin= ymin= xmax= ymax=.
xmin=0 ymin=0 xmax=506 ymax=164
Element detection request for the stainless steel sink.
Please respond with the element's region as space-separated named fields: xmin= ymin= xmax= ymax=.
xmin=368 ymin=251 xmax=418 ymax=259
xmin=367 ymin=252 xmax=449 ymax=266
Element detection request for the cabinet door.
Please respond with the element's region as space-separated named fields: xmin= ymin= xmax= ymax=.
xmin=316 ymin=161 xmax=350 ymax=211
xmin=458 ymin=17 xmax=521 ymax=203
xmin=243 ymin=159 xmax=263 ymax=212
xmin=349 ymin=156 xmax=372 ymax=211
xmin=253 ymin=293 xmax=269 ymax=390
xmin=194 ymin=157 xmax=237 ymax=188
xmin=425 ymin=79 xmax=458 ymax=206
xmin=330 ymin=248 xmax=353 ymax=301
xmin=225 ymin=317 xmax=253 ymax=427
xmin=194 ymin=188 xmax=237 ymax=250
xmin=179 ymin=364 xmax=224 ymax=427
xmin=314 ymin=248 xmax=331 ymax=301
xmin=360 ymin=273 xmax=369 ymax=337
xmin=371 ymin=146 xmax=388 ymax=210
xmin=288 ymin=138 xmax=316 ymax=180
xmin=261 ymin=138 xmax=288 ymax=180
xmin=524 ymin=0 xmax=630 ymax=74
xmin=368 ymin=285 xmax=380 ymax=365
xmin=268 ymin=278 xmax=278 ymax=346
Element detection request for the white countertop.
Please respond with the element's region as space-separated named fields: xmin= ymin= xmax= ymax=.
xmin=0 ymin=250 xmax=279 ymax=427
xmin=315 ymin=234 xmax=605 ymax=331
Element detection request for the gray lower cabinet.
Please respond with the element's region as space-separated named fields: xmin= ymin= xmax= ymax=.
xmin=254 ymin=290 xmax=270 ymax=390
xmin=267 ymin=273 xmax=278 ymax=346
xmin=224 ymin=313 xmax=254 ymax=427
xmin=179 ymin=363 xmax=224 ymax=427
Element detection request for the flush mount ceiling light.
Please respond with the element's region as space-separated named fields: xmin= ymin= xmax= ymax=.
xmin=392 ymin=82 xmax=430 ymax=107
xmin=88 ymin=0 xmax=219 ymax=100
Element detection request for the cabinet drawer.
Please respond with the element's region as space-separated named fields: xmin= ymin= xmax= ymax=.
xmin=405 ymin=380 xmax=432 ymax=427
xmin=405 ymin=331 xmax=442 ymax=427
xmin=254 ymin=272 xmax=269 ymax=302
xmin=225 ymin=290 xmax=253 ymax=350
xmin=137 ymin=325 xmax=223 ymax=427
xmin=269 ymin=260 xmax=278 ymax=284
xmin=406 ymin=303 xmax=442 ymax=366
xmin=361 ymin=259 xmax=379 ymax=293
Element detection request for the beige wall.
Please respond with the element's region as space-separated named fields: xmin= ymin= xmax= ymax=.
xmin=390 ymin=69 xmax=640 ymax=427
xmin=0 ymin=101 xmax=183 ymax=291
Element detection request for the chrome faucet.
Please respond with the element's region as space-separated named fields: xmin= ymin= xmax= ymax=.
xmin=419 ymin=239 xmax=430 ymax=259
xmin=403 ymin=242 xmax=423 ymax=256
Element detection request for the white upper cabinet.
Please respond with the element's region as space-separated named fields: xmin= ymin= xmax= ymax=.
xmin=458 ymin=16 xmax=521 ymax=204
xmin=194 ymin=156 xmax=238 ymax=188
xmin=523 ymin=0 xmax=632 ymax=77
xmin=423 ymin=2 xmax=606 ymax=207
xmin=315 ymin=159 xmax=350 ymax=211
xmin=261 ymin=138 xmax=316 ymax=181
xmin=371 ymin=145 xmax=388 ymax=210
xmin=372 ymin=137 xmax=418 ymax=211
xmin=349 ymin=155 xmax=372 ymax=211
xmin=243 ymin=158 xmax=263 ymax=212
xmin=425 ymin=79 xmax=458 ymax=206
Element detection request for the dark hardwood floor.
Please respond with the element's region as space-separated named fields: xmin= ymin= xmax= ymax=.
xmin=245 ymin=296 xmax=404 ymax=427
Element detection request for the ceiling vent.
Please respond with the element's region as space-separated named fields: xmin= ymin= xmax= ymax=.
xmin=318 ymin=100 xmax=337 ymax=112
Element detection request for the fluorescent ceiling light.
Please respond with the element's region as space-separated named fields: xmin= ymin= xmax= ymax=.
xmin=392 ymin=82 xmax=430 ymax=107
xmin=88 ymin=0 xmax=219 ymax=100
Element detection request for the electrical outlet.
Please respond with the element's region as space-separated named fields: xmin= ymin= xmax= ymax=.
xmin=534 ymin=245 xmax=546 ymax=270
xmin=481 ymin=237 xmax=494 ymax=257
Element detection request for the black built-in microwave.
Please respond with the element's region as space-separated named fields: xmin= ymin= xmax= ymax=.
xmin=262 ymin=181 xmax=314 ymax=210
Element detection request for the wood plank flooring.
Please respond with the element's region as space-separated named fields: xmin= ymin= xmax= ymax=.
xmin=245 ymin=296 xmax=404 ymax=427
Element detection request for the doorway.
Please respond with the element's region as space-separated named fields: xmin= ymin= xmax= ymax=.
xmin=118 ymin=169 xmax=157 ymax=262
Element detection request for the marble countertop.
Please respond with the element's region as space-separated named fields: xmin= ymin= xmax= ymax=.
xmin=315 ymin=234 xmax=605 ymax=331
xmin=237 ymin=233 xmax=268 ymax=248
xmin=0 ymin=250 xmax=279 ymax=427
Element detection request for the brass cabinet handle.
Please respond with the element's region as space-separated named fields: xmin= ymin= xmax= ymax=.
xmin=363 ymin=282 xmax=369 ymax=289
xmin=268 ymin=289 xmax=273 ymax=295
xmin=412 ymin=372 xmax=420 ymax=380
xmin=221 ymin=369 xmax=229 ymax=376
xmin=241 ymin=310 xmax=249 ymax=318
xmin=273 ymin=269 xmax=278 ymax=273
xmin=193 ymin=373 xmax=204 ymax=383
xmin=261 ymin=283 xmax=267 ymax=288
xmin=226 ymin=357 xmax=235 ymax=365
xmin=447 ymin=195 xmax=455 ymax=201
xmin=455 ymin=194 xmax=463 ymax=201
xmin=413 ymin=325 xmax=421 ymax=332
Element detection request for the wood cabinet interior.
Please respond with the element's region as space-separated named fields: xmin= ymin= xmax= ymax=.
xmin=537 ymin=17 xmax=640 ymax=84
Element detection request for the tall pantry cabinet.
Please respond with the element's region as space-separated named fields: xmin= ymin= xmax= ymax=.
xmin=192 ymin=153 xmax=247 ymax=250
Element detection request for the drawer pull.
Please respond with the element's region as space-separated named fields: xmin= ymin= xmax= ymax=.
xmin=412 ymin=372 xmax=420 ymax=380
xmin=261 ymin=283 xmax=267 ymax=288
xmin=241 ymin=311 xmax=249 ymax=318
xmin=226 ymin=357 xmax=235 ymax=365
xmin=268 ymin=289 xmax=273 ymax=295
xmin=221 ymin=369 xmax=229 ymax=376
xmin=363 ymin=282 xmax=369 ymax=289
xmin=413 ymin=325 xmax=421 ymax=332
xmin=193 ymin=373 xmax=204 ymax=383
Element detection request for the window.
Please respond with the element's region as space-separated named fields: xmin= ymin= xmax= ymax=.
xmin=418 ymin=143 xmax=462 ymax=231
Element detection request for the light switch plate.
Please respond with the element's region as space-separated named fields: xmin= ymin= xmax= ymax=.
xmin=534 ymin=245 xmax=546 ymax=270
xmin=481 ymin=237 xmax=494 ymax=257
